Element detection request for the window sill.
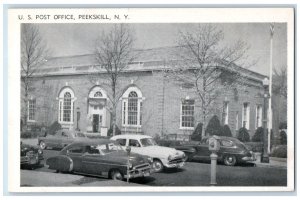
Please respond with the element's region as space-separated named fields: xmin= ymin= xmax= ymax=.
xmin=27 ymin=120 xmax=36 ymax=123
xmin=179 ymin=127 xmax=194 ymax=131
xmin=59 ymin=121 xmax=74 ymax=125
xmin=122 ymin=125 xmax=142 ymax=128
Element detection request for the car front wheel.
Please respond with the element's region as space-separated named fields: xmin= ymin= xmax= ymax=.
xmin=39 ymin=141 xmax=46 ymax=150
xmin=223 ymin=155 xmax=237 ymax=166
xmin=152 ymin=159 xmax=164 ymax=172
xmin=110 ymin=170 xmax=124 ymax=181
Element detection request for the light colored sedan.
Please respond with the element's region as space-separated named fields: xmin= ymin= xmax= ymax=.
xmin=111 ymin=134 xmax=186 ymax=172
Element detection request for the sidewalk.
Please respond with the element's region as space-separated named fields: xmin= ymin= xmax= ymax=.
xmin=253 ymin=153 xmax=287 ymax=169
xmin=21 ymin=170 xmax=144 ymax=187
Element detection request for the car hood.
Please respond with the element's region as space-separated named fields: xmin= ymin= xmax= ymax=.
xmin=131 ymin=145 xmax=185 ymax=159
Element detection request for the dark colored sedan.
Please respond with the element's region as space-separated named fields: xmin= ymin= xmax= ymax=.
xmin=159 ymin=136 xmax=256 ymax=166
xmin=21 ymin=142 xmax=44 ymax=167
xmin=38 ymin=129 xmax=87 ymax=150
xmin=46 ymin=139 xmax=152 ymax=180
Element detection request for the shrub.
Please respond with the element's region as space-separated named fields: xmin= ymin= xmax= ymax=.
xmin=279 ymin=130 xmax=287 ymax=145
xmin=206 ymin=115 xmax=222 ymax=136
xmin=279 ymin=121 xmax=287 ymax=129
xmin=191 ymin=123 xmax=203 ymax=141
xmin=221 ymin=125 xmax=232 ymax=137
xmin=237 ymin=127 xmax=250 ymax=142
xmin=47 ymin=121 xmax=62 ymax=135
xmin=21 ymin=131 xmax=39 ymax=139
xmin=107 ymin=125 xmax=121 ymax=137
xmin=271 ymin=145 xmax=287 ymax=158
xmin=252 ymin=127 xmax=264 ymax=142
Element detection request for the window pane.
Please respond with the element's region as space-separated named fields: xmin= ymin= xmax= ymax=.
xmin=63 ymin=92 xmax=71 ymax=122
xmin=28 ymin=99 xmax=36 ymax=121
xmin=181 ymin=100 xmax=195 ymax=128
xmin=128 ymin=93 xmax=138 ymax=125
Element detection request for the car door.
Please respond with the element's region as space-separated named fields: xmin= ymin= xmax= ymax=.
xmin=67 ymin=145 xmax=85 ymax=172
xmin=193 ymin=138 xmax=211 ymax=160
xmin=81 ymin=145 xmax=110 ymax=176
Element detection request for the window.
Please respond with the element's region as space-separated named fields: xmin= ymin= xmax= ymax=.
xmin=256 ymin=105 xmax=263 ymax=128
xmin=69 ymin=146 xmax=84 ymax=154
xmin=116 ymin=139 xmax=126 ymax=146
xmin=122 ymin=87 xmax=143 ymax=127
xmin=28 ymin=99 xmax=36 ymax=121
xmin=94 ymin=91 xmax=102 ymax=97
xmin=180 ymin=99 xmax=195 ymax=129
xmin=63 ymin=92 xmax=71 ymax=122
xmin=242 ymin=103 xmax=250 ymax=129
xmin=221 ymin=140 xmax=233 ymax=147
xmin=222 ymin=101 xmax=229 ymax=125
xmin=128 ymin=91 xmax=138 ymax=125
xmin=235 ymin=111 xmax=239 ymax=131
xmin=129 ymin=139 xmax=141 ymax=147
xmin=58 ymin=87 xmax=75 ymax=124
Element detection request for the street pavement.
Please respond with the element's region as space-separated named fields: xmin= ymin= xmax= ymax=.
xmin=21 ymin=138 xmax=288 ymax=187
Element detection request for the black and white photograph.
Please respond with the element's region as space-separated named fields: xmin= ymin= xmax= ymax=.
xmin=6 ymin=8 xmax=294 ymax=192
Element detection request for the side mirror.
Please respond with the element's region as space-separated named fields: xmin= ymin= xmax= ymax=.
xmin=126 ymin=146 xmax=131 ymax=156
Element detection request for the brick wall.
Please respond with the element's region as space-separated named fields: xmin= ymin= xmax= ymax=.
xmin=26 ymin=70 xmax=264 ymax=139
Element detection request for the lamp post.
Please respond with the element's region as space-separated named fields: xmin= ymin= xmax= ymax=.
xmin=261 ymin=78 xmax=270 ymax=163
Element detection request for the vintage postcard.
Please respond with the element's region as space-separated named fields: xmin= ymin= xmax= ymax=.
xmin=6 ymin=7 xmax=294 ymax=192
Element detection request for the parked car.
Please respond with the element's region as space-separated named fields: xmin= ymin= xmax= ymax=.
xmin=20 ymin=141 xmax=44 ymax=168
xmin=46 ymin=139 xmax=152 ymax=181
xmin=110 ymin=134 xmax=186 ymax=172
xmin=38 ymin=129 xmax=87 ymax=150
xmin=156 ymin=139 xmax=197 ymax=162
xmin=170 ymin=136 xmax=256 ymax=166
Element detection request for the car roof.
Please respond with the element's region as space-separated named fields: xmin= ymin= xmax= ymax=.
xmin=111 ymin=134 xmax=152 ymax=140
xmin=67 ymin=139 xmax=116 ymax=147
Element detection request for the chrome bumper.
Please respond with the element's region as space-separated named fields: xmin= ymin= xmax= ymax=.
xmin=125 ymin=165 xmax=152 ymax=179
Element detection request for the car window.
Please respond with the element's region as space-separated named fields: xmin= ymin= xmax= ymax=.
xmin=140 ymin=138 xmax=157 ymax=147
xmin=86 ymin=145 xmax=101 ymax=155
xmin=201 ymin=138 xmax=208 ymax=145
xmin=68 ymin=146 xmax=84 ymax=154
xmin=116 ymin=139 xmax=126 ymax=146
xmin=221 ymin=140 xmax=233 ymax=147
xmin=75 ymin=132 xmax=86 ymax=137
xmin=129 ymin=139 xmax=141 ymax=147
xmin=95 ymin=143 xmax=122 ymax=155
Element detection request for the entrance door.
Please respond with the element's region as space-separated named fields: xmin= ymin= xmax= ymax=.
xmin=92 ymin=114 xmax=99 ymax=133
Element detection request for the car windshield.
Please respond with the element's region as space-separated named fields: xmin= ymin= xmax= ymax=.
xmin=140 ymin=138 xmax=157 ymax=147
xmin=75 ymin=132 xmax=86 ymax=137
xmin=95 ymin=143 xmax=123 ymax=155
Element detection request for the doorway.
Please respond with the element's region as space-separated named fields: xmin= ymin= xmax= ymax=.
xmin=92 ymin=114 xmax=102 ymax=133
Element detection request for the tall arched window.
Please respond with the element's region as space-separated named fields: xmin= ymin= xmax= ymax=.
xmin=122 ymin=87 xmax=144 ymax=127
xmin=128 ymin=91 xmax=138 ymax=125
xmin=58 ymin=87 xmax=75 ymax=124
xmin=63 ymin=92 xmax=72 ymax=122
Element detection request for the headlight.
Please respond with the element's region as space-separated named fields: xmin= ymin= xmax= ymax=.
xmin=38 ymin=149 xmax=43 ymax=154
xmin=147 ymin=157 xmax=153 ymax=163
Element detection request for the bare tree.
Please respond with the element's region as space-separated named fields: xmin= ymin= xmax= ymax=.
xmin=94 ymin=24 xmax=136 ymax=136
xmin=169 ymin=24 xmax=253 ymax=137
xmin=273 ymin=67 xmax=287 ymax=98
xmin=21 ymin=24 xmax=48 ymax=129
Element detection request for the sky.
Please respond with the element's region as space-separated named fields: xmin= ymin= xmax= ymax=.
xmin=37 ymin=23 xmax=287 ymax=76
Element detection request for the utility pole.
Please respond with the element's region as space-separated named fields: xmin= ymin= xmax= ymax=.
xmin=268 ymin=23 xmax=274 ymax=153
